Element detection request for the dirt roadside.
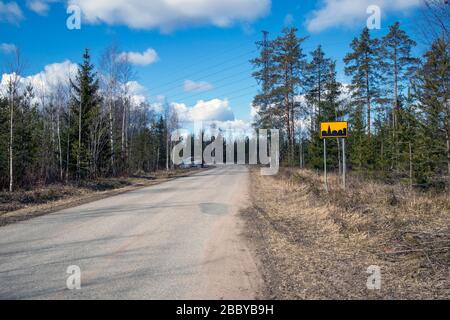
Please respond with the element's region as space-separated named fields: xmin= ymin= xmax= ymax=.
xmin=241 ymin=168 xmax=450 ymax=300
xmin=194 ymin=166 xmax=264 ymax=299
xmin=0 ymin=168 xmax=209 ymax=228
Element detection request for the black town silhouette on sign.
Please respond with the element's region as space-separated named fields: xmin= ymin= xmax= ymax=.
xmin=321 ymin=126 xmax=348 ymax=139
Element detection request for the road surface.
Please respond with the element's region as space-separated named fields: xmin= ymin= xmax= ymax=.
xmin=0 ymin=165 xmax=261 ymax=300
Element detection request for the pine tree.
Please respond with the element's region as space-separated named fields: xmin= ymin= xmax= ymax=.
xmin=69 ymin=49 xmax=102 ymax=179
xmin=381 ymin=22 xmax=419 ymax=171
xmin=251 ymin=31 xmax=278 ymax=129
xmin=305 ymin=46 xmax=333 ymax=168
xmin=0 ymin=98 xmax=10 ymax=188
xmin=414 ymin=37 xmax=450 ymax=189
xmin=348 ymin=104 xmax=369 ymax=170
xmin=344 ymin=27 xmax=382 ymax=139
xmin=15 ymin=85 xmax=41 ymax=187
xmin=323 ymin=61 xmax=344 ymax=171
xmin=305 ymin=45 xmax=331 ymax=127
xmin=271 ymin=27 xmax=307 ymax=164
xmin=381 ymin=22 xmax=418 ymax=123
xmin=396 ymin=89 xmax=421 ymax=185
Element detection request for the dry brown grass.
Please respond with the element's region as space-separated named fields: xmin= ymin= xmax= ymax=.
xmin=242 ymin=167 xmax=450 ymax=300
xmin=0 ymin=168 xmax=206 ymax=226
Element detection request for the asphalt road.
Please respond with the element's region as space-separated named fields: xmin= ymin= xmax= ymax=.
xmin=0 ymin=165 xmax=261 ymax=300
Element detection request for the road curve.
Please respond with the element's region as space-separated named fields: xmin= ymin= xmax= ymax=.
xmin=0 ymin=165 xmax=261 ymax=300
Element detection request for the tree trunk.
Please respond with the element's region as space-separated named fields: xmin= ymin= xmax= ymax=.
xmin=66 ymin=107 xmax=71 ymax=183
xmin=318 ymin=67 xmax=322 ymax=118
xmin=392 ymin=46 xmax=399 ymax=171
xmin=284 ymin=91 xmax=291 ymax=165
xmin=51 ymin=107 xmax=56 ymax=181
xmin=9 ymin=96 xmax=13 ymax=192
xmin=125 ymin=102 xmax=129 ymax=168
xmin=409 ymin=142 xmax=413 ymax=188
xmin=365 ymin=52 xmax=371 ymax=139
xmin=393 ymin=47 xmax=399 ymax=122
xmin=166 ymin=128 xmax=169 ymax=171
xmin=366 ymin=68 xmax=371 ymax=138
xmin=121 ymin=101 xmax=126 ymax=169
xmin=299 ymin=124 xmax=303 ymax=169
xmin=446 ymin=127 xmax=450 ymax=193
xmin=156 ymin=147 xmax=160 ymax=171
xmin=290 ymin=101 xmax=295 ymax=165
xmin=57 ymin=105 xmax=63 ymax=181
xmin=77 ymin=99 xmax=82 ymax=180
xmin=285 ymin=98 xmax=291 ymax=165
xmin=109 ymin=98 xmax=115 ymax=175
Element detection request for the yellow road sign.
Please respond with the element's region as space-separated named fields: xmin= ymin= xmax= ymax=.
xmin=320 ymin=122 xmax=348 ymax=139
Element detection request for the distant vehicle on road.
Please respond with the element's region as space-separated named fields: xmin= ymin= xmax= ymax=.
xmin=179 ymin=158 xmax=203 ymax=169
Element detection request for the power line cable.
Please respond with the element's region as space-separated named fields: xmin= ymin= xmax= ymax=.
xmin=151 ymin=40 xmax=353 ymax=97
xmin=149 ymin=49 xmax=257 ymax=93
xmin=171 ymin=76 xmax=255 ymax=100
xmin=158 ymin=37 xmax=257 ymax=74
xmin=151 ymin=39 xmax=358 ymax=106
xmin=167 ymin=84 xmax=258 ymax=105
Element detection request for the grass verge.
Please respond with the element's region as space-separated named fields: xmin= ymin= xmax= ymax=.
xmin=0 ymin=168 xmax=205 ymax=227
xmin=242 ymin=167 xmax=450 ymax=299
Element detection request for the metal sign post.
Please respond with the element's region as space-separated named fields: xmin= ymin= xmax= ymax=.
xmin=342 ymin=138 xmax=346 ymax=190
xmin=320 ymin=121 xmax=349 ymax=191
xmin=324 ymin=139 xmax=328 ymax=193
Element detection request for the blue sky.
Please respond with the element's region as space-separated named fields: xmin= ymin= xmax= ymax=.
xmin=0 ymin=0 xmax=425 ymax=127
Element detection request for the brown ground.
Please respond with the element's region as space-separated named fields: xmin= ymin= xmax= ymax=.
xmin=241 ymin=167 xmax=450 ymax=300
xmin=0 ymin=168 xmax=206 ymax=227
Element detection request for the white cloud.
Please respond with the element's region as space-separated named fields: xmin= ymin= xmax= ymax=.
xmin=171 ymin=98 xmax=235 ymax=123
xmin=250 ymin=104 xmax=259 ymax=119
xmin=27 ymin=60 xmax=78 ymax=93
xmin=212 ymin=119 xmax=251 ymax=133
xmin=150 ymin=102 xmax=164 ymax=114
xmin=125 ymin=80 xmax=147 ymax=106
xmin=149 ymin=95 xmax=167 ymax=113
xmin=0 ymin=1 xmax=23 ymax=24
xmin=118 ymin=48 xmax=159 ymax=66
xmin=26 ymin=0 xmax=51 ymax=15
xmin=67 ymin=0 xmax=271 ymax=31
xmin=284 ymin=13 xmax=294 ymax=27
xmin=1 ymin=60 xmax=76 ymax=94
xmin=164 ymin=98 xmax=253 ymax=136
xmin=200 ymin=119 xmax=253 ymax=139
xmin=0 ymin=72 xmax=21 ymax=92
xmin=306 ymin=0 xmax=422 ymax=32
xmin=0 ymin=43 xmax=16 ymax=53
xmin=1 ymin=60 xmax=77 ymax=104
xmin=1 ymin=61 xmax=149 ymax=108
xmin=340 ymin=83 xmax=352 ymax=101
xmin=183 ymin=80 xmax=213 ymax=93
